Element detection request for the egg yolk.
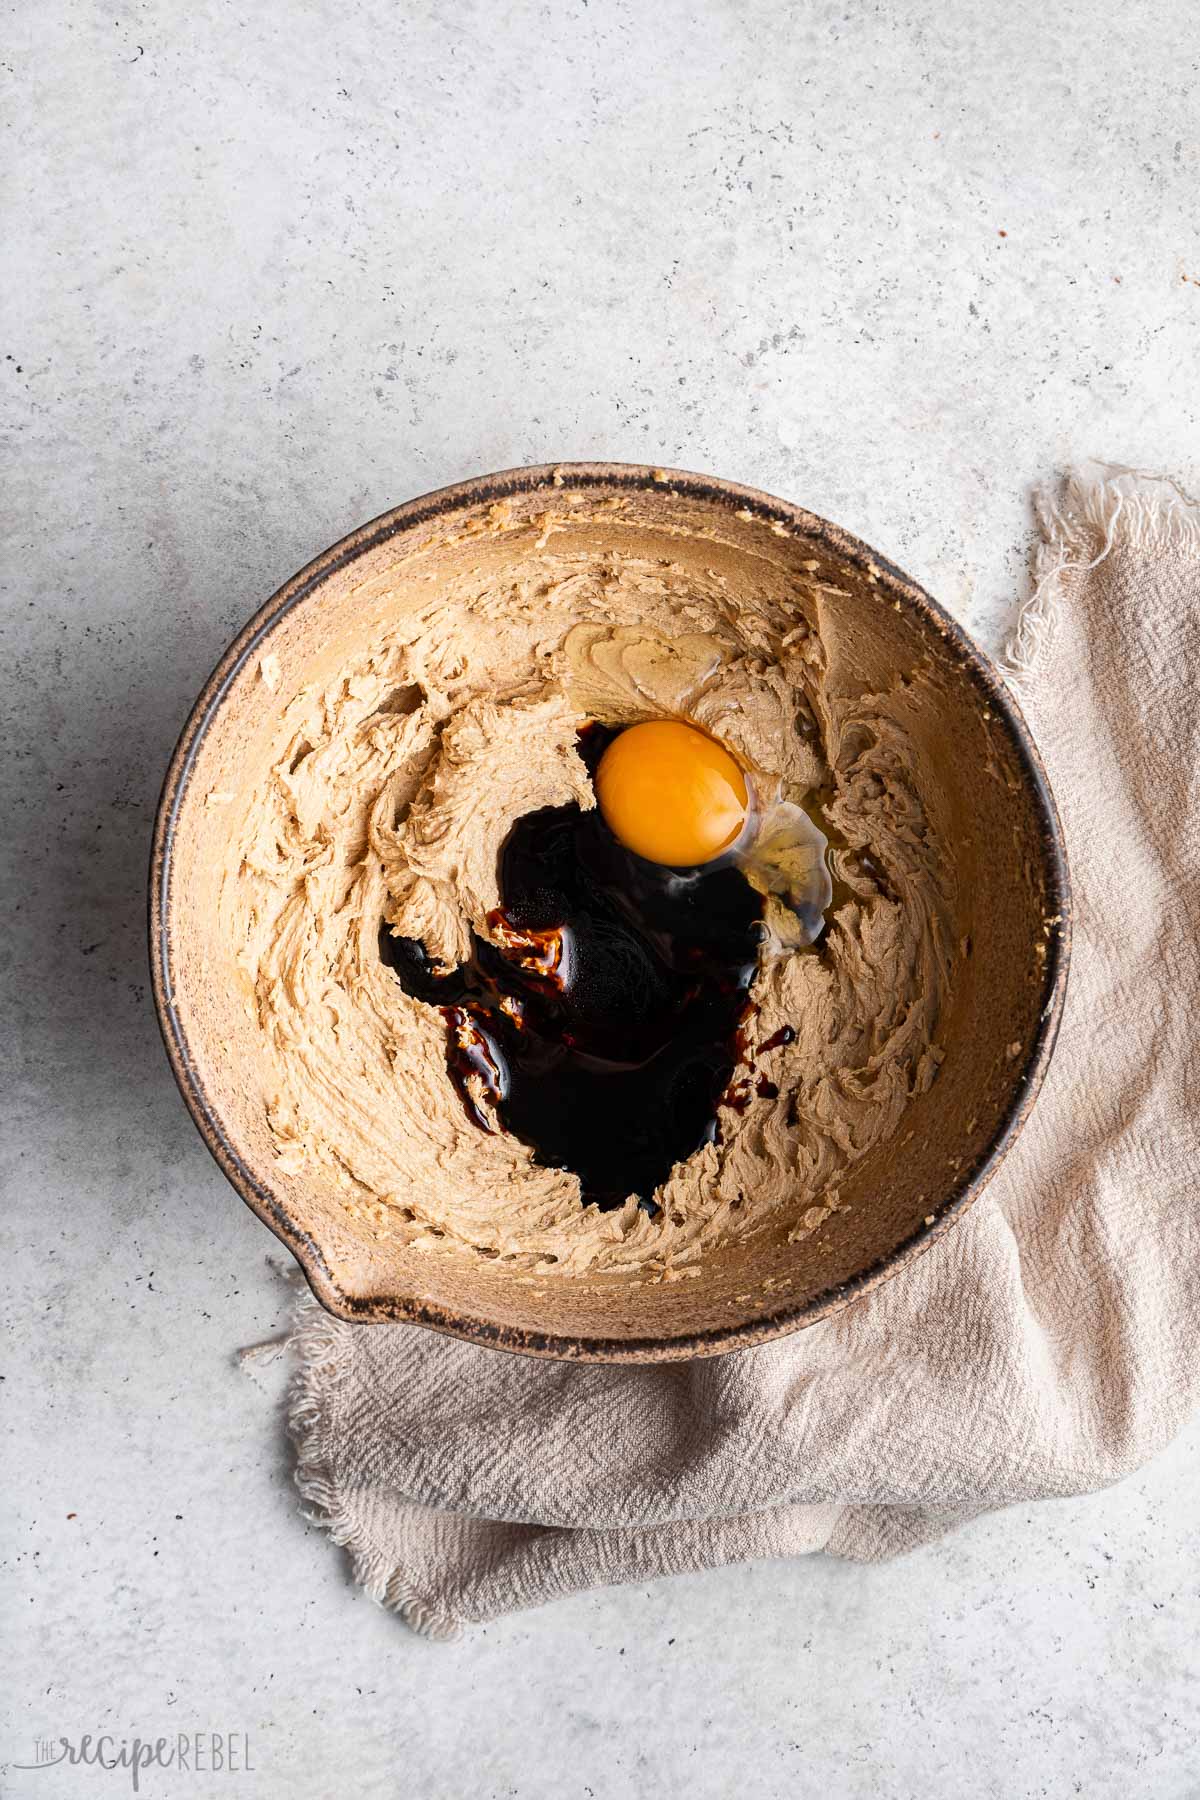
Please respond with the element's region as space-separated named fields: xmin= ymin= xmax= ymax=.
xmin=595 ymin=721 xmax=749 ymax=867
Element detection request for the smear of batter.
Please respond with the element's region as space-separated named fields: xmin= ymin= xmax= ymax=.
xmin=223 ymin=550 xmax=953 ymax=1277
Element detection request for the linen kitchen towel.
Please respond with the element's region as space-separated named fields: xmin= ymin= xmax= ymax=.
xmin=283 ymin=466 xmax=1200 ymax=1637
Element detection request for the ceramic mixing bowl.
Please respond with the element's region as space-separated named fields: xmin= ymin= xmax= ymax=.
xmin=150 ymin=464 xmax=1069 ymax=1361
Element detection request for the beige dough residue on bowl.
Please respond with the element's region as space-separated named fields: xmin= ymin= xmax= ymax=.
xmin=221 ymin=501 xmax=956 ymax=1280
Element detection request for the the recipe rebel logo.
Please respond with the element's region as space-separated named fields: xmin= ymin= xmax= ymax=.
xmin=12 ymin=1730 xmax=254 ymax=1790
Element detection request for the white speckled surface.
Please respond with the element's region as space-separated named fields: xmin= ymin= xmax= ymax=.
xmin=4 ymin=1 xmax=1199 ymax=1794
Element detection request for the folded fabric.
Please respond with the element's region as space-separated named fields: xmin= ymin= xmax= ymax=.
xmin=286 ymin=466 xmax=1200 ymax=1638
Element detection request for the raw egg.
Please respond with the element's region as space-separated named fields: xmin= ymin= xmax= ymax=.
xmin=595 ymin=720 xmax=749 ymax=868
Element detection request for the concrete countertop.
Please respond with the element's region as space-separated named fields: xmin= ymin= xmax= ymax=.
xmin=4 ymin=1 xmax=1198 ymax=1795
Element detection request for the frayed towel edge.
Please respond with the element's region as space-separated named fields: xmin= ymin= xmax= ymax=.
xmin=1004 ymin=462 xmax=1200 ymax=697
xmin=288 ymin=1294 xmax=463 ymax=1641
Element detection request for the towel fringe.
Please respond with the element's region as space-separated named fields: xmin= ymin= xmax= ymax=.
xmin=1004 ymin=463 xmax=1200 ymax=698
xmin=287 ymin=1295 xmax=462 ymax=1641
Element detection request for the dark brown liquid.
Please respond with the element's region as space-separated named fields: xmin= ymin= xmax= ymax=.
xmin=380 ymin=732 xmax=764 ymax=1210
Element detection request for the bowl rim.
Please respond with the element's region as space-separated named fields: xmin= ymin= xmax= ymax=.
xmin=149 ymin=461 xmax=1071 ymax=1362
